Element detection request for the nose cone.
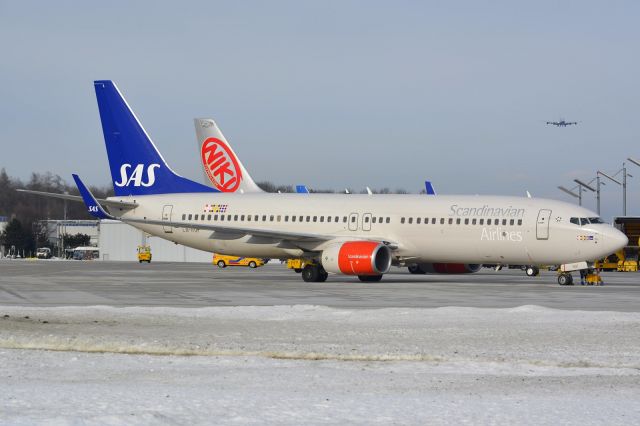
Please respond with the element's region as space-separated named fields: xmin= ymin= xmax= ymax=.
xmin=604 ymin=228 xmax=628 ymax=254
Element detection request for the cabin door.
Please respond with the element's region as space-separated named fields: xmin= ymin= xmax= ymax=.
xmin=536 ymin=209 xmax=552 ymax=240
xmin=162 ymin=205 xmax=173 ymax=233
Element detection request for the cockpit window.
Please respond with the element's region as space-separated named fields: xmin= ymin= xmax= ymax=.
xmin=570 ymin=217 xmax=605 ymax=226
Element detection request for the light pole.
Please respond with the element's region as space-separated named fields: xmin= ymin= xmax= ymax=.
xmin=628 ymin=158 xmax=640 ymax=215
xmin=597 ymin=170 xmax=622 ymax=216
xmin=573 ymin=179 xmax=596 ymax=208
xmin=558 ymin=186 xmax=580 ymax=204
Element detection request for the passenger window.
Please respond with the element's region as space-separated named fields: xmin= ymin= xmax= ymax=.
xmin=214 ymin=214 xmax=218 ymax=221
xmin=313 ymin=216 xmax=317 ymax=222
xmin=440 ymin=218 xmax=445 ymax=224
xmin=277 ymin=215 xmax=281 ymax=222
xmin=307 ymin=216 xmax=311 ymax=222
xmin=502 ymin=219 xmax=507 ymax=226
xmin=386 ymin=217 xmax=390 ymax=224
xmin=227 ymin=215 xmax=232 ymax=221
xmin=220 ymin=215 xmax=224 ymax=221
xmin=285 ymin=216 xmax=289 ymax=222
xmin=372 ymin=217 xmax=376 ymax=224
xmin=486 ymin=219 xmax=491 ymax=225
xmin=464 ymin=218 xmax=469 ymax=225
xmin=479 ymin=219 xmax=483 ymax=225
xmin=207 ymin=214 xmax=212 ymax=221
xmin=247 ymin=215 xmax=251 ymax=222
xmin=448 ymin=218 xmax=453 ymax=225
xmin=240 ymin=215 xmax=245 ymax=221
xmin=343 ymin=217 xmax=348 ymax=223
xmin=351 ymin=216 xmax=356 ymax=223
xmin=431 ymin=218 xmax=436 ymax=224
xmin=510 ymin=219 xmax=514 ymax=225
xmin=517 ymin=219 xmax=522 ymax=225
xmin=364 ymin=216 xmax=369 ymax=223
xmin=456 ymin=218 xmax=461 ymax=225
xmin=188 ymin=214 xmax=192 ymax=220
xmin=336 ymin=216 xmax=340 ymax=222
xmin=254 ymin=215 xmax=258 ymax=221
xmin=270 ymin=215 xmax=274 ymax=221
xmin=292 ymin=216 xmax=296 ymax=222
xmin=379 ymin=217 xmax=383 ymax=224
xmin=182 ymin=214 xmax=186 ymax=220
xmin=320 ymin=216 xmax=325 ymax=222
xmin=416 ymin=218 xmax=421 ymax=224
xmin=472 ymin=218 xmax=477 ymax=225
xmin=300 ymin=216 xmax=304 ymax=222
xmin=328 ymin=216 xmax=332 ymax=223
xmin=401 ymin=217 xmax=405 ymax=224
xmin=233 ymin=215 xmax=237 ymax=221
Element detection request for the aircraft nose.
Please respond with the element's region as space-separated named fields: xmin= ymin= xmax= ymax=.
xmin=604 ymin=228 xmax=628 ymax=253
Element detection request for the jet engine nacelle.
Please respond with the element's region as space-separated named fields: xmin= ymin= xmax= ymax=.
xmin=408 ymin=263 xmax=482 ymax=274
xmin=321 ymin=241 xmax=392 ymax=275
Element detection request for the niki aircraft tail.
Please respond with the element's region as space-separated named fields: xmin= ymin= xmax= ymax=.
xmin=94 ymin=80 xmax=215 ymax=197
xmin=194 ymin=118 xmax=263 ymax=193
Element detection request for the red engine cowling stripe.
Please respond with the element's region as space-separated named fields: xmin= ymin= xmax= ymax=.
xmin=338 ymin=241 xmax=380 ymax=275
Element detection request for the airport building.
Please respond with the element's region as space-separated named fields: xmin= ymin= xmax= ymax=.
xmin=38 ymin=219 xmax=211 ymax=263
xmin=98 ymin=220 xmax=211 ymax=262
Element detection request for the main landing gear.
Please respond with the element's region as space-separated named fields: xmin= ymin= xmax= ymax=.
xmin=302 ymin=264 xmax=328 ymax=282
xmin=525 ymin=266 xmax=540 ymax=277
xmin=557 ymin=273 xmax=574 ymax=286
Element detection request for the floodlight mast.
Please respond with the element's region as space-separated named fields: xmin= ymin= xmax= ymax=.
xmin=627 ymin=158 xmax=640 ymax=216
xmin=558 ymin=185 xmax=580 ymax=205
xmin=597 ymin=171 xmax=622 ymax=216
xmin=573 ymin=179 xmax=595 ymax=208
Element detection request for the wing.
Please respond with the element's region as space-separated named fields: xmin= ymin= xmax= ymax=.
xmin=16 ymin=188 xmax=138 ymax=209
xmin=122 ymin=216 xmax=399 ymax=249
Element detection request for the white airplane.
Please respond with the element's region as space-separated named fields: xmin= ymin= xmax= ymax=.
xmin=19 ymin=80 xmax=627 ymax=285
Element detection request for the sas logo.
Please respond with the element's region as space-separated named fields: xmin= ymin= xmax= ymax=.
xmin=201 ymin=137 xmax=242 ymax=192
xmin=114 ymin=163 xmax=160 ymax=187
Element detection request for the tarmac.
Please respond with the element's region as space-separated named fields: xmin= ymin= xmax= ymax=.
xmin=1 ymin=259 xmax=639 ymax=311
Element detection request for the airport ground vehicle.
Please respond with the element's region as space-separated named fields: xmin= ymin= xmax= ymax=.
xmin=595 ymin=217 xmax=639 ymax=272
xmin=213 ymin=254 xmax=265 ymax=268
xmin=137 ymin=245 xmax=152 ymax=263
xmin=36 ymin=247 xmax=52 ymax=259
xmin=72 ymin=247 xmax=99 ymax=260
xmin=17 ymin=80 xmax=628 ymax=284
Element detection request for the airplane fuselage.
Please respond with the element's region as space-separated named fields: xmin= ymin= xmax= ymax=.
xmin=113 ymin=193 xmax=623 ymax=266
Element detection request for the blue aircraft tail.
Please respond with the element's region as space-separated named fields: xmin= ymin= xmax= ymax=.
xmin=94 ymin=80 xmax=215 ymax=197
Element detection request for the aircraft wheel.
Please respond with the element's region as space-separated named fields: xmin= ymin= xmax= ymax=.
xmin=248 ymin=261 xmax=257 ymax=268
xmin=318 ymin=271 xmax=329 ymax=282
xmin=302 ymin=265 xmax=319 ymax=282
xmin=358 ymin=274 xmax=383 ymax=282
xmin=217 ymin=260 xmax=226 ymax=268
xmin=525 ymin=266 xmax=539 ymax=277
xmin=558 ymin=273 xmax=573 ymax=286
xmin=408 ymin=264 xmax=425 ymax=274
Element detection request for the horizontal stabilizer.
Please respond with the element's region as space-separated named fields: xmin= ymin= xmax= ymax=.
xmin=16 ymin=189 xmax=138 ymax=209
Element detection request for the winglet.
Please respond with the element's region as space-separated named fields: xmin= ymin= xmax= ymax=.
xmin=296 ymin=185 xmax=310 ymax=194
xmin=425 ymin=181 xmax=436 ymax=195
xmin=72 ymin=174 xmax=116 ymax=220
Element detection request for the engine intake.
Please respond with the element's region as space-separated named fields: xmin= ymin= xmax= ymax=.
xmin=322 ymin=241 xmax=392 ymax=275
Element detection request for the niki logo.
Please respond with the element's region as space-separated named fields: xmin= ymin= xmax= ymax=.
xmin=114 ymin=163 xmax=160 ymax=187
xmin=201 ymin=137 xmax=242 ymax=192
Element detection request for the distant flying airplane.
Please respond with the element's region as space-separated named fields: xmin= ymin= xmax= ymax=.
xmin=546 ymin=120 xmax=578 ymax=127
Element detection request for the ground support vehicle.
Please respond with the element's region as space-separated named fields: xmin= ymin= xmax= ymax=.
xmin=137 ymin=245 xmax=152 ymax=263
xmin=213 ymin=254 xmax=265 ymax=268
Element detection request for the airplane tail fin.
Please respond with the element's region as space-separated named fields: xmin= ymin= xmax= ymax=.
xmin=194 ymin=118 xmax=264 ymax=193
xmin=94 ymin=80 xmax=215 ymax=197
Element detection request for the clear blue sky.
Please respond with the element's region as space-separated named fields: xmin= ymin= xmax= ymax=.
xmin=1 ymin=1 xmax=638 ymax=220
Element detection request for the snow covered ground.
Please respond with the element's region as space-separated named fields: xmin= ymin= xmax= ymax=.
xmin=1 ymin=305 xmax=639 ymax=424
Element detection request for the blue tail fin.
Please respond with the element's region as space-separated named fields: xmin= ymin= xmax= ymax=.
xmin=424 ymin=181 xmax=436 ymax=195
xmin=94 ymin=80 xmax=216 ymax=196
xmin=296 ymin=185 xmax=310 ymax=194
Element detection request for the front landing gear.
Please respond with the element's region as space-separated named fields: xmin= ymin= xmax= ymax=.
xmin=302 ymin=264 xmax=328 ymax=283
xmin=557 ymin=273 xmax=574 ymax=286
